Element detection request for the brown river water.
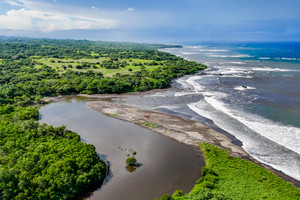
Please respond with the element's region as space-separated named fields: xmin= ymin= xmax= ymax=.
xmin=39 ymin=97 xmax=204 ymax=200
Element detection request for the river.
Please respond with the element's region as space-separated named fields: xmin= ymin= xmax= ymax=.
xmin=39 ymin=97 xmax=204 ymax=200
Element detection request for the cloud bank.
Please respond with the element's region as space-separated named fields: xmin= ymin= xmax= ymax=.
xmin=0 ymin=0 xmax=117 ymax=32
xmin=0 ymin=0 xmax=300 ymax=42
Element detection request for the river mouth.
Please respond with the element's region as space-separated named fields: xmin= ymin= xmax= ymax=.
xmin=39 ymin=97 xmax=204 ymax=200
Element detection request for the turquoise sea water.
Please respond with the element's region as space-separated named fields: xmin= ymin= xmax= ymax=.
xmin=120 ymin=42 xmax=300 ymax=181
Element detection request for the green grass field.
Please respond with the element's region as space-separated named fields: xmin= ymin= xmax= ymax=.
xmin=91 ymin=51 xmax=100 ymax=57
xmin=0 ymin=58 xmax=3 ymax=64
xmin=158 ymin=143 xmax=300 ymax=200
xmin=35 ymin=58 xmax=163 ymax=76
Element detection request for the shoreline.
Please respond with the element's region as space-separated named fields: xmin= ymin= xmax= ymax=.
xmin=81 ymin=93 xmax=300 ymax=188
xmin=42 ymin=88 xmax=174 ymax=103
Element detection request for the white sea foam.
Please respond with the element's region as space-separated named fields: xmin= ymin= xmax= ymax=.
xmin=235 ymin=75 xmax=254 ymax=78
xmin=153 ymin=105 xmax=180 ymax=110
xmin=205 ymin=53 xmax=224 ymax=57
xmin=205 ymin=53 xmax=253 ymax=58
xmin=176 ymin=77 xmax=193 ymax=89
xmin=244 ymin=75 xmax=254 ymax=78
xmin=240 ymin=116 xmax=300 ymax=154
xmin=185 ymin=76 xmax=205 ymax=91
xmin=252 ymin=67 xmax=297 ymax=72
xmin=151 ymin=92 xmax=167 ymax=97
xmin=201 ymin=95 xmax=300 ymax=155
xmin=187 ymin=94 xmax=300 ymax=180
xmin=259 ymin=57 xmax=271 ymax=60
xmin=229 ymin=54 xmax=253 ymax=58
xmin=219 ymin=61 xmax=247 ymax=65
xmin=281 ymin=57 xmax=299 ymax=61
xmin=220 ymin=75 xmax=254 ymax=79
xmin=210 ymin=66 xmax=249 ymax=75
xmin=181 ymin=52 xmax=199 ymax=55
xmin=275 ymin=57 xmax=300 ymax=61
xmin=230 ymin=62 xmax=247 ymax=65
xmin=189 ymin=46 xmax=205 ymax=49
xmin=195 ymin=49 xmax=229 ymax=52
xmin=234 ymin=86 xmax=256 ymax=90
xmin=174 ymin=92 xmax=197 ymax=97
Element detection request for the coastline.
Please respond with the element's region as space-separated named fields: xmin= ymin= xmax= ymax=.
xmin=42 ymin=88 xmax=174 ymax=103
xmin=79 ymin=93 xmax=300 ymax=189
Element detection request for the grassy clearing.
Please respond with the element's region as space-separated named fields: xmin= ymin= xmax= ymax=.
xmin=35 ymin=58 xmax=163 ymax=76
xmin=91 ymin=51 xmax=100 ymax=57
xmin=124 ymin=58 xmax=164 ymax=64
xmin=30 ymin=55 xmax=41 ymax=59
xmin=158 ymin=143 xmax=300 ymax=200
xmin=0 ymin=58 xmax=2 ymax=64
xmin=36 ymin=57 xmax=108 ymax=66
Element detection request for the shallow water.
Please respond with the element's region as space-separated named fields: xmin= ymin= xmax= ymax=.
xmin=39 ymin=97 xmax=204 ymax=200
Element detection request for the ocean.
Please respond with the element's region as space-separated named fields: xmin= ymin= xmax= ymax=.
xmin=117 ymin=42 xmax=300 ymax=181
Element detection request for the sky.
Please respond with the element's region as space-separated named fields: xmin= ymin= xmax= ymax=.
xmin=0 ymin=0 xmax=300 ymax=43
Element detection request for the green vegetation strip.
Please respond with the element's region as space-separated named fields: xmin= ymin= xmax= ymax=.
xmin=158 ymin=143 xmax=300 ymax=200
xmin=138 ymin=120 xmax=161 ymax=128
xmin=104 ymin=113 xmax=118 ymax=116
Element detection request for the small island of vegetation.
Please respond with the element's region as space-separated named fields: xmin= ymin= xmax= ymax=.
xmin=126 ymin=156 xmax=137 ymax=166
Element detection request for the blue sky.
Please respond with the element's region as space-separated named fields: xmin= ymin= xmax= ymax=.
xmin=0 ymin=0 xmax=300 ymax=43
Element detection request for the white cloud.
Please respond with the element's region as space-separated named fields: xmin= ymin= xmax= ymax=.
xmin=0 ymin=0 xmax=118 ymax=32
xmin=4 ymin=0 xmax=23 ymax=6
xmin=0 ymin=0 xmax=170 ymax=32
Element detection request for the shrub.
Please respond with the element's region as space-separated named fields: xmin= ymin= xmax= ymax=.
xmin=126 ymin=156 xmax=137 ymax=166
xmin=172 ymin=190 xmax=184 ymax=197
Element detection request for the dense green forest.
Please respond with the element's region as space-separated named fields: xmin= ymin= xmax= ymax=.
xmin=0 ymin=38 xmax=206 ymax=199
xmin=0 ymin=105 xmax=106 ymax=199
xmin=0 ymin=39 xmax=205 ymax=105
xmin=157 ymin=143 xmax=300 ymax=200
